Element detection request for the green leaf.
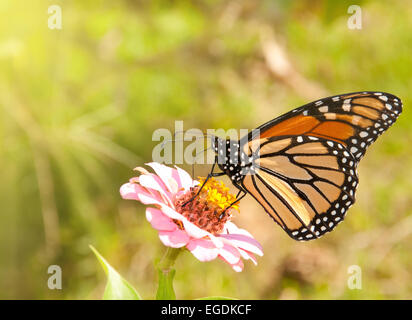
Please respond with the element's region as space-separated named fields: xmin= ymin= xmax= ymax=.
xmin=156 ymin=268 xmax=176 ymax=300
xmin=196 ymin=296 xmax=238 ymax=300
xmin=90 ymin=245 xmax=142 ymax=300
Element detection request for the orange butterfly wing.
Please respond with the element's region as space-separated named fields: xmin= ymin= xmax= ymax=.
xmin=239 ymin=92 xmax=402 ymax=240
xmin=249 ymin=91 xmax=402 ymax=160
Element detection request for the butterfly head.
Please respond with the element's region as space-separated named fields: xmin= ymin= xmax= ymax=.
xmin=211 ymin=135 xmax=224 ymax=153
xmin=211 ymin=135 xmax=253 ymax=182
xmin=211 ymin=135 xmax=228 ymax=165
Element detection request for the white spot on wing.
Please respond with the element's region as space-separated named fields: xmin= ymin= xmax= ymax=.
xmin=359 ymin=131 xmax=368 ymax=138
xmin=318 ymin=106 xmax=328 ymax=113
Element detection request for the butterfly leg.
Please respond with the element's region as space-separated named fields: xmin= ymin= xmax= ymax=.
xmin=182 ymin=158 xmax=225 ymax=207
xmin=219 ymin=189 xmax=247 ymax=219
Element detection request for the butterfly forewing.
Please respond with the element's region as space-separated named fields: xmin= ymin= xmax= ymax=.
xmin=247 ymin=92 xmax=402 ymax=160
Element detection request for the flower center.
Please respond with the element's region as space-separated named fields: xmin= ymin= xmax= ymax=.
xmin=174 ymin=177 xmax=239 ymax=235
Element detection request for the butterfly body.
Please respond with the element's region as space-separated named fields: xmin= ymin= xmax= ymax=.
xmin=211 ymin=91 xmax=402 ymax=241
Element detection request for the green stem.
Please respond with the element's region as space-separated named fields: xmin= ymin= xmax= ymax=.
xmin=155 ymin=247 xmax=182 ymax=300
xmin=157 ymin=247 xmax=182 ymax=270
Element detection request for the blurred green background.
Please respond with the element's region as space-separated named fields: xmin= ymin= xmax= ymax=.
xmin=1 ymin=0 xmax=411 ymax=299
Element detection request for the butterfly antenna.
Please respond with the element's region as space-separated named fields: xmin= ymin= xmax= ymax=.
xmin=161 ymin=130 xmax=214 ymax=149
xmin=160 ymin=130 xmax=186 ymax=149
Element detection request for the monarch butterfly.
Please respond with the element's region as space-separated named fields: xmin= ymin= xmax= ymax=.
xmin=205 ymin=91 xmax=402 ymax=241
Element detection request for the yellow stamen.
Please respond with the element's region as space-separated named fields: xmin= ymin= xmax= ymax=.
xmin=197 ymin=177 xmax=240 ymax=212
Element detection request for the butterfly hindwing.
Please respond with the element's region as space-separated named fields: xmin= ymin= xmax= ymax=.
xmin=240 ymin=135 xmax=358 ymax=241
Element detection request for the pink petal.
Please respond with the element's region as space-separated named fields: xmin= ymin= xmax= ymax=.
xmin=146 ymin=162 xmax=179 ymax=194
xmin=158 ymin=203 xmax=188 ymax=220
xmin=158 ymin=229 xmax=189 ymax=248
xmin=120 ymin=180 xmax=166 ymax=205
xmin=157 ymin=204 xmax=222 ymax=249
xmin=172 ymin=166 xmax=196 ymax=191
xmin=238 ymin=249 xmax=258 ymax=265
xmin=120 ymin=182 xmax=157 ymax=202
xmin=180 ymin=219 xmax=224 ymax=248
xmin=224 ymin=221 xmax=255 ymax=238
xmin=187 ymin=239 xmax=219 ymax=262
xmin=218 ymin=233 xmax=263 ymax=256
xmin=138 ymin=174 xmax=167 ymax=193
xmin=219 ymin=243 xmax=241 ymax=265
xmin=218 ymin=256 xmax=244 ymax=272
xmin=129 ymin=177 xmax=140 ymax=183
xmin=133 ymin=167 xmax=150 ymax=175
xmin=138 ymin=174 xmax=173 ymax=206
xmin=120 ymin=183 xmax=141 ymax=201
xmin=146 ymin=208 xmax=177 ymax=232
xmin=231 ymin=259 xmax=244 ymax=272
xmin=181 ymin=218 xmax=212 ymax=238
xmin=136 ymin=188 xmax=166 ymax=205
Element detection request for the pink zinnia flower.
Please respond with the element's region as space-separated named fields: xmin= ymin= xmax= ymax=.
xmin=120 ymin=162 xmax=263 ymax=272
